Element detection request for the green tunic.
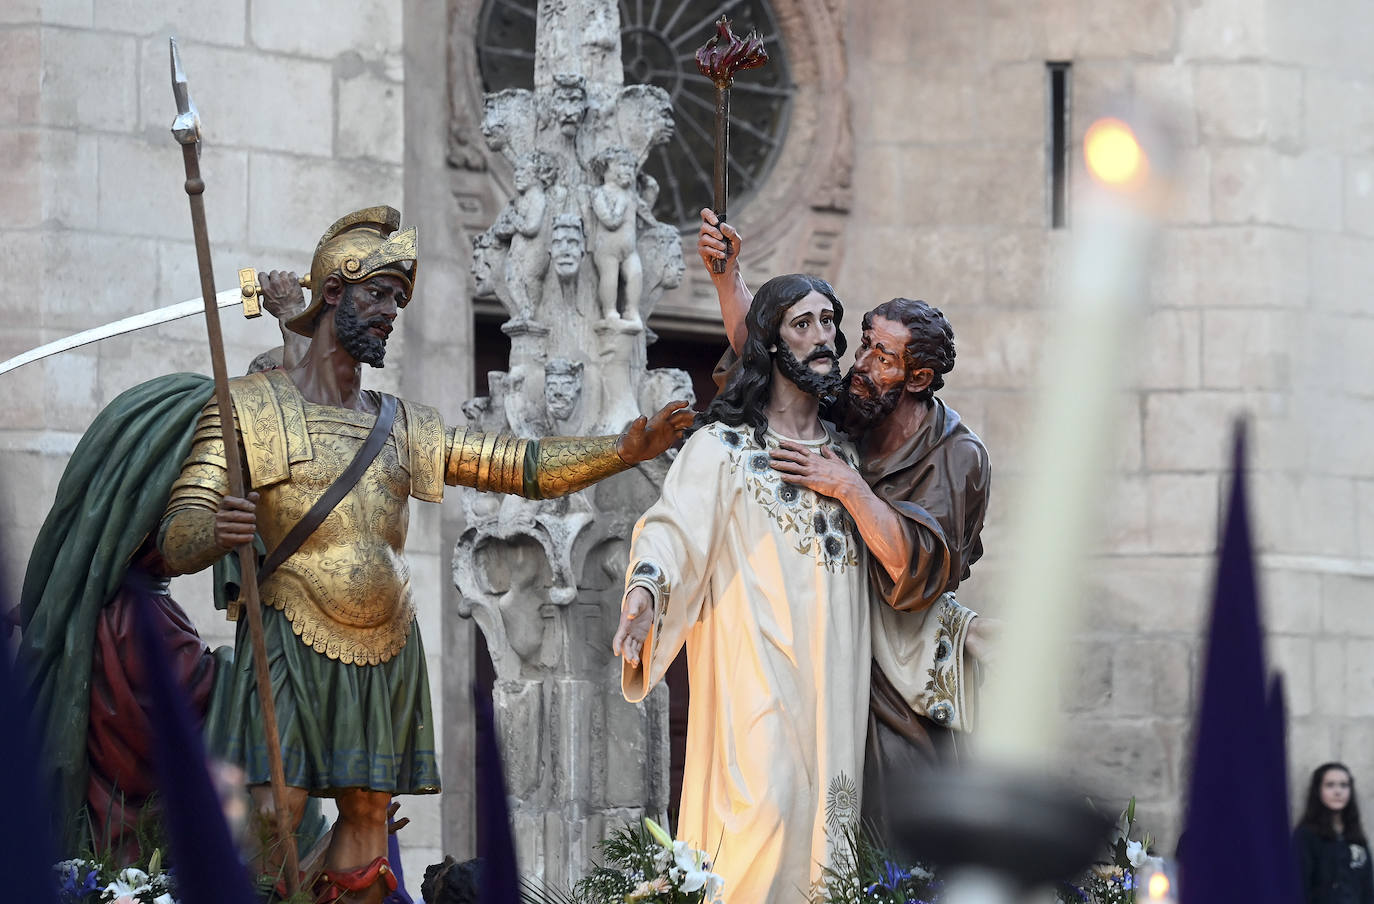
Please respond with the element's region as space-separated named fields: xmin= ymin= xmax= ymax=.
xmin=205 ymin=606 xmax=440 ymax=795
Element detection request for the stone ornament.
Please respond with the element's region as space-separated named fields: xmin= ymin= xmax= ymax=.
xmin=544 ymin=357 xmax=585 ymax=425
xmin=452 ymin=0 xmax=683 ymax=885
xmin=590 ymin=146 xmax=644 ymax=327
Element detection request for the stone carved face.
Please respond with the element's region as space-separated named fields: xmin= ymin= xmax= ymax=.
xmin=544 ymin=359 xmax=584 ymax=422
xmin=549 ymin=219 xmax=585 ymax=278
xmin=607 ymin=154 xmax=635 ymax=189
xmin=641 ymin=224 xmax=684 ymax=293
xmin=648 ymin=93 xmax=674 ymax=147
xmin=662 ymin=370 xmax=693 ymax=407
xmin=513 ymin=150 xmax=556 ymax=194
xmin=551 ymin=75 xmax=587 ymax=137
xmin=481 ymin=99 xmax=508 ymax=152
xmin=513 ymin=159 xmax=536 ymax=193
xmin=658 ymin=233 xmax=685 ymax=289
xmin=639 ymin=367 xmax=696 ymax=417
xmin=471 ymin=232 xmax=498 ymax=297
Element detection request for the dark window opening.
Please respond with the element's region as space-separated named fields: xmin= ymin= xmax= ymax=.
xmin=1047 ymin=61 xmax=1071 ymax=229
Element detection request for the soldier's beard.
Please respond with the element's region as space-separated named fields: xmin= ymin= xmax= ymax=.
xmin=834 ymin=369 xmax=903 ymax=435
xmin=335 ymin=293 xmax=388 ymax=367
xmin=774 ymin=344 xmax=845 ymax=404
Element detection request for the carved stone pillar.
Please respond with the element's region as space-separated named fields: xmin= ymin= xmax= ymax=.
xmin=450 ymin=0 xmax=692 ymax=887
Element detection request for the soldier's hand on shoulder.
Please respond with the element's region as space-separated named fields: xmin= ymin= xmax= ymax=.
xmin=214 ymin=491 xmax=259 ymax=549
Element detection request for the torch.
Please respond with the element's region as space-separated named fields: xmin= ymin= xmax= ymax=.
xmin=695 ymin=16 xmax=768 ymax=274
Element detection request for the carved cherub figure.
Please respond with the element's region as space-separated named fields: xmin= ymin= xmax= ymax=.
xmin=590 ymin=146 xmax=644 ymax=327
xmin=501 ymin=150 xmax=558 ymax=324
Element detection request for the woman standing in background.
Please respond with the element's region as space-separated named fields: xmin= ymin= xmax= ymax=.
xmin=1296 ymin=762 xmax=1374 ymax=904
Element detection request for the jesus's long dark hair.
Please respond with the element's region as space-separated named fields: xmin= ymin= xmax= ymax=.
xmin=1300 ymin=762 xmax=1368 ymax=843
xmin=699 ymin=273 xmax=846 ymax=446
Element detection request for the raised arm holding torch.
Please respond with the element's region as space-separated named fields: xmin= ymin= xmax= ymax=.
xmin=695 ymin=16 xmax=767 ymax=274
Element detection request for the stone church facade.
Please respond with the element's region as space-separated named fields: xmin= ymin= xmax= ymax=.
xmin=3 ymin=0 xmax=1373 ymax=880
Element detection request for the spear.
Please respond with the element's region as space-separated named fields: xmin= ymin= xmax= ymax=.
xmin=168 ymin=38 xmax=302 ymax=896
xmin=695 ymin=17 xmax=768 ymax=274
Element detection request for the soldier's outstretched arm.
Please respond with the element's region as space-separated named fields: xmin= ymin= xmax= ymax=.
xmin=698 ymin=208 xmax=751 ymax=355
xmin=445 ymin=401 xmax=695 ymax=499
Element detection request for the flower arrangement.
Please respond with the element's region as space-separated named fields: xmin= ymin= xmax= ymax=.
xmin=54 ymin=849 xmax=178 ymax=904
xmin=809 ymin=776 xmax=1156 ymax=904
xmin=1056 ymin=798 xmax=1155 ymax=904
xmin=553 ymin=817 xmax=723 ymax=904
xmin=811 ymin=775 xmax=939 ymax=904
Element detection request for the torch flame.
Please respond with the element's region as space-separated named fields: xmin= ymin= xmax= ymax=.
xmin=1084 ymin=118 xmax=1148 ymax=188
xmin=695 ymin=16 xmax=769 ymax=87
xmin=1146 ymin=870 xmax=1171 ymax=899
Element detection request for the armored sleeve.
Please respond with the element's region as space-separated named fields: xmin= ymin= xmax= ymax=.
xmin=158 ymin=399 xmax=236 ymax=575
xmin=445 ymin=428 xmax=631 ymax=499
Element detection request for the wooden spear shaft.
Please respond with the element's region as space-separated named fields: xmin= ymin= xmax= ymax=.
xmin=170 ymin=40 xmax=301 ymax=897
xmin=710 ymin=82 xmax=731 ymax=275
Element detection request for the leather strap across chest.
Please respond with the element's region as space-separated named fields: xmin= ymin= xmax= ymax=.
xmin=257 ymin=393 xmax=398 ymax=586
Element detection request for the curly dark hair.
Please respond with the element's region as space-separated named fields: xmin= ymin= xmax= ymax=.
xmin=700 ymin=273 xmax=846 ymax=446
xmin=1300 ymin=762 xmax=1368 ymax=845
xmin=862 ymin=297 xmax=955 ymax=401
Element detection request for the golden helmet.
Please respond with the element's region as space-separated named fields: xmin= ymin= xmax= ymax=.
xmin=287 ymin=205 xmax=419 ymax=337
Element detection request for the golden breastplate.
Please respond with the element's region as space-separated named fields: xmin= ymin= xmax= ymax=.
xmin=257 ymin=405 xmax=414 ymax=665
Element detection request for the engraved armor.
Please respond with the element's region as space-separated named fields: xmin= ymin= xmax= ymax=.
xmin=160 ymin=370 xmax=629 ymax=665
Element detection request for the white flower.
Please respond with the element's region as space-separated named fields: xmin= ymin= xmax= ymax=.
xmin=671 ymin=840 xmax=724 ymax=896
xmin=1125 ymin=840 xmax=1146 ymax=868
xmin=104 ymin=867 xmax=150 ymax=901
xmin=153 ymin=894 xmax=176 ymax=904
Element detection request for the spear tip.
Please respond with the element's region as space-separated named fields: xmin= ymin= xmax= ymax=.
xmin=169 ymin=36 xmax=201 ymax=146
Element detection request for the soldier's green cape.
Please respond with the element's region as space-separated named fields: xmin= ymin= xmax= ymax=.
xmin=16 ymin=372 xmax=326 ymax=857
xmin=19 ymin=372 xmax=216 ymax=849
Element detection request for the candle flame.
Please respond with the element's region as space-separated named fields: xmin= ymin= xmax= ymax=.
xmin=1084 ymin=118 xmax=1148 ymax=187
xmin=1146 ymin=870 xmax=1171 ymax=899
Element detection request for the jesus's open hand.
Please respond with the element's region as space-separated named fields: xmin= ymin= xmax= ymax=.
xmin=613 ymin=586 xmax=653 ymax=667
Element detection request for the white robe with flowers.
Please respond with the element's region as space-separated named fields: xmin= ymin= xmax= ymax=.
xmin=622 ymin=421 xmax=871 ymax=904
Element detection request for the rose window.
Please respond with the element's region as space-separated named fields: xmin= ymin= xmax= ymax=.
xmin=476 ymin=0 xmax=794 ymax=228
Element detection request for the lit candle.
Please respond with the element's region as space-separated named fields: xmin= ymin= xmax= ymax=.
xmin=977 ymin=116 xmax=1170 ymax=765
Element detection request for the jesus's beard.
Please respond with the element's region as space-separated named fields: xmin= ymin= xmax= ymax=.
xmin=833 ymin=369 xmax=903 ymax=435
xmin=775 ymin=345 xmax=845 ymax=405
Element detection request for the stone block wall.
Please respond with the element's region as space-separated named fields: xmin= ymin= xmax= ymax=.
xmin=838 ymin=0 xmax=1374 ymax=845
xmin=0 ymin=0 xmax=448 ymax=882
xmin=7 ymin=0 xmax=1374 ymax=879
